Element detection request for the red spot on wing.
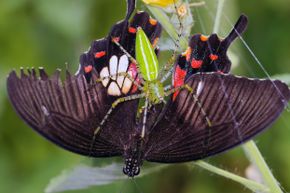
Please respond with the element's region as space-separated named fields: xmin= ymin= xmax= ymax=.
xmin=209 ymin=54 xmax=219 ymax=61
xmin=94 ymin=51 xmax=106 ymax=58
xmin=84 ymin=65 xmax=93 ymax=73
xmin=191 ymin=59 xmax=203 ymax=69
xmin=173 ymin=65 xmax=187 ymax=101
xmin=185 ymin=47 xmax=192 ymax=61
xmin=127 ymin=63 xmax=140 ymax=94
xmin=128 ymin=27 xmax=137 ymax=34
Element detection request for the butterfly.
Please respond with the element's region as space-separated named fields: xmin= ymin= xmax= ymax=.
xmin=7 ymin=0 xmax=290 ymax=177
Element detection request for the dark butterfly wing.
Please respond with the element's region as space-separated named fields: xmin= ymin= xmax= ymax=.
xmin=78 ymin=0 xmax=162 ymax=97
xmin=7 ymin=69 xmax=139 ymax=157
xmin=173 ymin=15 xmax=248 ymax=94
xmin=145 ymin=73 xmax=290 ymax=163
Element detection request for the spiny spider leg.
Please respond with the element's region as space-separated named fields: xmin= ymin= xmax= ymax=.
xmin=141 ymin=97 xmax=149 ymax=139
xmin=138 ymin=102 xmax=152 ymax=115
xmin=112 ymin=38 xmax=146 ymax=85
xmin=159 ymin=0 xmax=185 ymax=81
xmin=159 ymin=53 xmax=177 ymax=82
xmin=93 ymin=93 xmax=146 ymax=136
xmin=164 ymin=84 xmax=173 ymax=91
xmin=159 ymin=0 xmax=185 ymax=82
xmin=112 ymin=38 xmax=138 ymax=64
xmin=161 ymin=66 xmax=175 ymax=83
xmin=96 ymin=71 xmax=144 ymax=91
xmin=165 ymin=84 xmax=212 ymax=127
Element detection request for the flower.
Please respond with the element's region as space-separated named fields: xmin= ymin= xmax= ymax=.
xmin=142 ymin=0 xmax=178 ymax=7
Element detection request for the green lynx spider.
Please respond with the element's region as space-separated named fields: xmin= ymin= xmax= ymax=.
xmin=94 ymin=28 xmax=212 ymax=139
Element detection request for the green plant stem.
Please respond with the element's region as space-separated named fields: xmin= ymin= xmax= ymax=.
xmin=146 ymin=5 xmax=188 ymax=50
xmin=243 ymin=141 xmax=283 ymax=193
xmin=194 ymin=161 xmax=269 ymax=193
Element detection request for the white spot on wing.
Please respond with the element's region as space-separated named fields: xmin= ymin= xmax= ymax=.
xmin=108 ymin=82 xmax=121 ymax=96
xmin=117 ymin=76 xmax=125 ymax=88
xmin=100 ymin=67 xmax=109 ymax=87
xmin=196 ymin=81 xmax=204 ymax=96
xmin=41 ymin=105 xmax=50 ymax=116
xmin=109 ymin=55 xmax=118 ymax=80
xmin=122 ymin=77 xmax=133 ymax=94
xmin=116 ymin=55 xmax=128 ymax=88
xmin=118 ymin=55 xmax=129 ymax=73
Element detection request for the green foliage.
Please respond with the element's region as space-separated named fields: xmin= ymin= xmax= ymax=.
xmin=1 ymin=0 xmax=290 ymax=193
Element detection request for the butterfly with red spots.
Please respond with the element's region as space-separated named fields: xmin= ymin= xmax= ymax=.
xmin=6 ymin=0 xmax=290 ymax=178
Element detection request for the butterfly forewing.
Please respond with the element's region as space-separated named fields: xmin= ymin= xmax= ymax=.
xmin=145 ymin=73 xmax=290 ymax=163
xmin=7 ymin=69 xmax=141 ymax=157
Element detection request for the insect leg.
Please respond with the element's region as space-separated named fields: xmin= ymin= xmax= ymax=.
xmin=165 ymin=84 xmax=212 ymax=127
xmin=93 ymin=93 xmax=146 ymax=136
xmin=112 ymin=38 xmax=138 ymax=65
xmin=164 ymin=84 xmax=173 ymax=91
xmin=96 ymin=71 xmax=143 ymax=91
xmin=141 ymin=97 xmax=149 ymax=139
xmin=89 ymin=93 xmax=145 ymax=157
xmin=160 ymin=66 xmax=174 ymax=83
xmin=112 ymin=38 xmax=145 ymax=85
xmin=158 ymin=0 xmax=184 ymax=82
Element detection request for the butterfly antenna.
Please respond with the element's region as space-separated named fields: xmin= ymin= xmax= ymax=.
xmin=118 ymin=176 xmax=130 ymax=193
xmin=132 ymin=177 xmax=144 ymax=193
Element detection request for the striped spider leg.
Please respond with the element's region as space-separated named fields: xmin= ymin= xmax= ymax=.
xmin=94 ymin=93 xmax=146 ymax=136
xmin=164 ymin=83 xmax=212 ymax=127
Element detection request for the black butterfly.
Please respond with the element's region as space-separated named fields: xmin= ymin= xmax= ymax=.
xmin=7 ymin=0 xmax=290 ymax=177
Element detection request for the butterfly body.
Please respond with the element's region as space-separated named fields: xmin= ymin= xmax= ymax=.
xmin=123 ymin=136 xmax=144 ymax=177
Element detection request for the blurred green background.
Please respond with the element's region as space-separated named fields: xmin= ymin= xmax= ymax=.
xmin=0 ymin=0 xmax=290 ymax=193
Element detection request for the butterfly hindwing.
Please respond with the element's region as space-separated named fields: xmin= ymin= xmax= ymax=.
xmin=78 ymin=2 xmax=162 ymax=97
xmin=173 ymin=15 xmax=248 ymax=97
xmin=145 ymin=73 xmax=290 ymax=163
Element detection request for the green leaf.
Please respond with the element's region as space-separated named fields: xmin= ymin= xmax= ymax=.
xmin=45 ymin=163 xmax=168 ymax=193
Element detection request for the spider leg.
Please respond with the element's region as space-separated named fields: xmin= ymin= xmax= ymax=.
xmin=112 ymin=38 xmax=145 ymax=85
xmin=94 ymin=93 xmax=146 ymax=136
xmin=96 ymin=71 xmax=143 ymax=91
xmin=141 ymin=97 xmax=149 ymax=139
xmin=165 ymin=84 xmax=212 ymax=127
